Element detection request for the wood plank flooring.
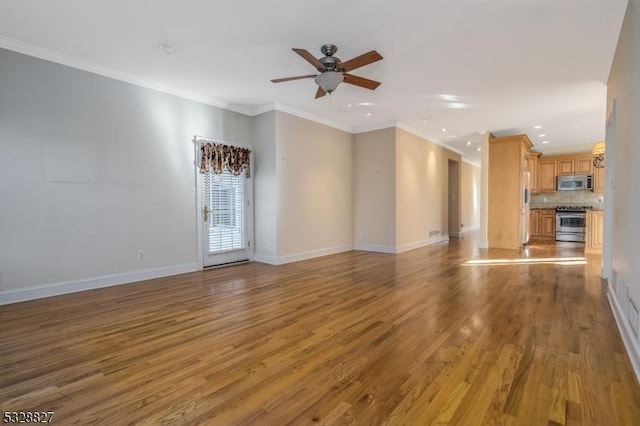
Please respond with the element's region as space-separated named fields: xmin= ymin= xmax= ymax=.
xmin=1 ymin=234 xmax=639 ymax=425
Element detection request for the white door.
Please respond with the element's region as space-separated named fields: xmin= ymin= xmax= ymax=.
xmin=202 ymin=170 xmax=251 ymax=267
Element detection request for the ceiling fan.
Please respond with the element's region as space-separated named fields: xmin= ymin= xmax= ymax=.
xmin=271 ymin=44 xmax=383 ymax=98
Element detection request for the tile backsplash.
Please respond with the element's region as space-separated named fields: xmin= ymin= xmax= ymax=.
xmin=531 ymin=191 xmax=603 ymax=208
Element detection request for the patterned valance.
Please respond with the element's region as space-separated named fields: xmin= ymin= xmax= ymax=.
xmin=199 ymin=142 xmax=251 ymax=178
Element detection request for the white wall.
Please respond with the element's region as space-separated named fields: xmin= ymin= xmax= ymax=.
xmin=252 ymin=111 xmax=278 ymax=260
xmin=461 ymin=161 xmax=481 ymax=231
xmin=395 ymin=128 xmax=459 ymax=249
xmin=275 ymin=112 xmax=354 ymax=260
xmin=0 ymin=49 xmax=253 ymax=302
xmin=479 ymin=133 xmax=491 ymax=248
xmin=606 ymin=0 xmax=640 ymax=378
xmin=354 ymin=128 xmax=396 ymax=252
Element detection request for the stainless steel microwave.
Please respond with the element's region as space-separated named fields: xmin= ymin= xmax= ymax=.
xmin=557 ymin=174 xmax=593 ymax=191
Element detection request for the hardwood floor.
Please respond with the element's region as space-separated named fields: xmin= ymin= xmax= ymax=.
xmin=1 ymin=234 xmax=639 ymax=425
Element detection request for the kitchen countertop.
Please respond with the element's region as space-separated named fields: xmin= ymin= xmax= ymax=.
xmin=530 ymin=203 xmax=603 ymax=210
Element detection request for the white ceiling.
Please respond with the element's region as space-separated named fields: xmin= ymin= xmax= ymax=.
xmin=0 ymin=0 xmax=627 ymax=164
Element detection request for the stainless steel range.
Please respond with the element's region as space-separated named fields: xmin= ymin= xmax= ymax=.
xmin=556 ymin=209 xmax=587 ymax=242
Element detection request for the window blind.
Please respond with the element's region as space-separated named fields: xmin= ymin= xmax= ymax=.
xmin=203 ymin=170 xmax=246 ymax=253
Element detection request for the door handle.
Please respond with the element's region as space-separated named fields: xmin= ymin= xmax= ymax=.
xmin=203 ymin=206 xmax=209 ymax=222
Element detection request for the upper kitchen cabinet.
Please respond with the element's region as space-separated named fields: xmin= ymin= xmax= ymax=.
xmin=557 ymin=154 xmax=594 ymax=175
xmin=575 ymin=157 xmax=594 ymax=174
xmin=488 ymin=134 xmax=533 ymax=250
xmin=529 ymin=152 xmax=541 ymax=193
xmin=558 ymin=159 xmax=574 ymax=175
xmin=537 ymin=160 xmax=557 ymax=192
xmin=594 ymin=163 xmax=605 ymax=193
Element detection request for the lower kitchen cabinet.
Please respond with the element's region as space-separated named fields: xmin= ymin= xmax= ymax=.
xmin=530 ymin=209 xmax=556 ymax=240
xmin=585 ymin=210 xmax=604 ymax=253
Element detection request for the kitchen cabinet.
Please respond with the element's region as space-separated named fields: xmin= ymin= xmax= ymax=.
xmin=585 ymin=210 xmax=604 ymax=253
xmin=534 ymin=153 xmax=597 ymax=192
xmin=488 ymin=134 xmax=533 ymax=249
xmin=594 ymin=164 xmax=605 ymax=193
xmin=538 ymin=160 xmax=557 ymax=192
xmin=558 ymin=159 xmax=574 ymax=175
xmin=558 ymin=156 xmax=593 ymax=175
xmin=575 ymin=157 xmax=593 ymax=174
xmin=530 ymin=209 xmax=555 ymax=240
xmin=529 ymin=152 xmax=540 ymax=193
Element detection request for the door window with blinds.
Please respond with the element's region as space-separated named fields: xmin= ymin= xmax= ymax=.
xmin=203 ymin=171 xmax=246 ymax=254
xmin=197 ymin=138 xmax=252 ymax=268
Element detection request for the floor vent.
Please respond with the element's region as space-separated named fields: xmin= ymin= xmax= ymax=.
xmin=429 ymin=230 xmax=440 ymax=237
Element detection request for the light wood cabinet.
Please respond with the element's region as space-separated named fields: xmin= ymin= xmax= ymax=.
xmin=575 ymin=158 xmax=593 ymax=174
xmin=540 ymin=211 xmax=556 ymax=238
xmin=538 ymin=161 xmax=557 ymax=192
xmin=534 ymin=153 xmax=598 ymax=192
xmin=530 ymin=209 xmax=555 ymax=240
xmin=594 ymin=164 xmax=605 ymax=193
xmin=529 ymin=152 xmax=540 ymax=193
xmin=489 ymin=134 xmax=533 ymax=249
xmin=530 ymin=210 xmax=540 ymax=237
xmin=585 ymin=210 xmax=604 ymax=253
xmin=557 ymin=156 xmax=593 ymax=175
xmin=558 ymin=159 xmax=574 ymax=175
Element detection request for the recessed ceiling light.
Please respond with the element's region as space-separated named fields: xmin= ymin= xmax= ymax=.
xmin=440 ymin=94 xmax=458 ymax=101
xmin=420 ymin=118 xmax=430 ymax=122
xmin=466 ymin=141 xmax=472 ymax=146
xmin=448 ymin=103 xmax=467 ymax=109
xmin=541 ymin=140 xmax=549 ymax=144
xmin=538 ymin=134 xmax=546 ymax=137
xmin=477 ymin=147 xmax=482 ymax=152
xmin=159 ymin=44 xmax=174 ymax=54
xmin=366 ymin=112 xmax=372 ymax=116
xmin=355 ymin=102 xmax=374 ymax=106
xmin=533 ymin=125 xmax=542 ymax=129
xmin=346 ymin=103 xmax=352 ymax=108
xmin=442 ymin=128 xmax=447 ymax=132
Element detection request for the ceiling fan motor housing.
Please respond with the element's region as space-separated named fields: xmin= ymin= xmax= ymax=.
xmin=319 ymin=44 xmax=341 ymax=71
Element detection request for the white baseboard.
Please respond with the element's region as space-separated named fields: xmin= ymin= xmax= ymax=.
xmin=355 ymin=236 xmax=449 ymax=254
xmin=461 ymin=225 xmax=480 ymax=233
xmin=354 ymin=243 xmax=396 ymax=254
xmin=0 ymin=263 xmax=200 ymax=306
xmin=253 ymin=253 xmax=280 ymax=265
xmin=395 ymin=235 xmax=449 ymax=253
xmin=254 ymin=244 xmax=354 ymax=265
xmin=607 ymin=287 xmax=640 ymax=383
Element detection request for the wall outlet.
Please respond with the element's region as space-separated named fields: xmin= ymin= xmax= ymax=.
xmin=429 ymin=230 xmax=440 ymax=237
xmin=137 ymin=249 xmax=144 ymax=260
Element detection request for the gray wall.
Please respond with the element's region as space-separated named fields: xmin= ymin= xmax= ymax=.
xmin=607 ymin=0 xmax=640 ymax=372
xmin=0 ymin=48 xmax=252 ymax=295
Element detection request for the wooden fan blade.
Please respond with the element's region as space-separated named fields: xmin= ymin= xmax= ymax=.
xmin=292 ymin=48 xmax=325 ymax=71
xmin=315 ymin=86 xmax=327 ymax=98
xmin=340 ymin=50 xmax=383 ymax=72
xmin=343 ymin=74 xmax=381 ymax=90
xmin=271 ymin=74 xmax=317 ymax=83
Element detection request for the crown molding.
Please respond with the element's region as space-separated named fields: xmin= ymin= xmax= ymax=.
xmin=273 ymin=103 xmax=353 ymax=133
xmin=395 ymin=122 xmax=464 ymax=155
xmin=0 ymin=36 xmax=254 ymax=116
xmin=352 ymin=121 xmax=397 ymax=134
xmin=462 ymin=157 xmax=481 ymax=168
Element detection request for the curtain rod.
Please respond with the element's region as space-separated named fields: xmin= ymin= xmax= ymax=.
xmin=193 ymin=135 xmax=221 ymax=143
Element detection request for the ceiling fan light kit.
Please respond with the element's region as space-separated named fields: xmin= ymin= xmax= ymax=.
xmin=271 ymin=44 xmax=383 ymax=98
xmin=315 ymin=71 xmax=344 ymax=93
